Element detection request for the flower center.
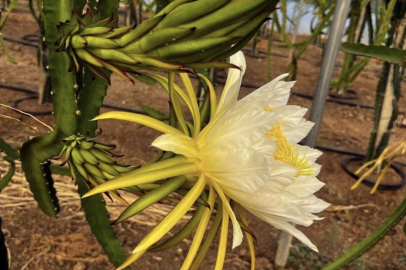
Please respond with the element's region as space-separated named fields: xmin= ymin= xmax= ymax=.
xmin=266 ymin=122 xmax=314 ymax=177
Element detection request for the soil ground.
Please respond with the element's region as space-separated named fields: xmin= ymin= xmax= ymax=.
xmin=2 ymin=5 xmax=406 ymax=270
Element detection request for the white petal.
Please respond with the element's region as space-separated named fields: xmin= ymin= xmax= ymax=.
xmin=284 ymin=176 xmax=325 ymax=198
xmin=283 ymin=120 xmax=314 ymax=143
xmin=230 ymin=210 xmax=243 ymax=249
xmin=299 ymin=196 xmax=330 ymax=213
xmin=202 ymin=147 xmax=271 ymax=192
xmin=278 ymin=105 xmax=308 ymax=125
xmin=202 ymin=110 xmax=279 ymax=149
xmin=235 ymin=74 xmax=290 ymax=108
xmin=232 ymin=190 xmax=320 ymax=250
xmin=151 ymin=134 xmax=199 ymax=158
xmin=263 ymin=162 xmax=297 ymax=192
xmin=215 ymin=51 xmax=246 ymax=117
xmin=295 ymin=145 xmax=323 ymax=163
xmin=263 ymin=216 xmax=319 ymax=252
xmin=278 ymin=192 xmax=329 ymax=214
xmin=249 ymin=138 xmax=277 ymax=161
xmin=230 ymin=188 xmax=314 ymax=226
xmin=231 ymin=75 xmax=293 ymax=115
xmin=209 ymin=180 xmax=244 ymax=249
xmin=312 ymin=164 xmax=322 ymax=177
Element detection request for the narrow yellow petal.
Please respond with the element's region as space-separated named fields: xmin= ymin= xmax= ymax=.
xmin=132 ymin=174 xmax=206 ymax=253
xmin=146 ymin=73 xmax=194 ymax=115
xmin=135 ymin=156 xmax=189 ymax=174
xmin=94 ymin=112 xmax=183 ymax=135
xmin=236 ymin=203 xmax=256 ymax=270
xmin=83 ymin=163 xmax=198 ymax=198
xmin=179 ymin=73 xmax=201 ymax=138
xmin=190 ymin=199 xmax=223 ymax=270
xmin=169 ymin=72 xmax=190 ymax=135
xmin=215 ymin=198 xmax=229 ymax=270
xmin=180 ymin=185 xmax=216 ymax=270
xmin=116 ymin=250 xmax=145 ymax=270
xmin=109 ymin=192 xmax=130 ymax=207
xmin=209 ymin=177 xmax=243 ymax=248
xmin=198 ymin=74 xmax=217 ymax=121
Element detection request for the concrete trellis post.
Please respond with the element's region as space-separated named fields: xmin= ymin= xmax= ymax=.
xmin=274 ymin=0 xmax=351 ymax=268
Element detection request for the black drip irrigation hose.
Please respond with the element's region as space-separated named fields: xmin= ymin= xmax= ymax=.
xmin=291 ymin=91 xmax=378 ymax=111
xmin=2 ymin=36 xmax=37 ymax=48
xmin=12 ymin=96 xmax=51 ymax=116
xmin=22 ymin=34 xmax=40 ymax=43
xmin=328 ymin=89 xmax=360 ymax=100
xmin=242 ymin=47 xmax=384 ymax=75
xmin=0 ymin=83 xmax=146 ymax=116
xmin=315 ymin=144 xmax=365 ymax=157
xmin=5 ymin=33 xmax=40 ymax=47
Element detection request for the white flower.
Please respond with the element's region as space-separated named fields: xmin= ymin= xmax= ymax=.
xmin=151 ymin=52 xmax=329 ymax=251
xmin=86 ymin=52 xmax=329 ymax=269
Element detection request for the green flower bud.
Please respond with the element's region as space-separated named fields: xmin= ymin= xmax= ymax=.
xmin=55 ymin=0 xmax=279 ymax=82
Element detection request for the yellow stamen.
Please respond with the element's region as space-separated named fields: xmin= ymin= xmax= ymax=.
xmin=266 ymin=122 xmax=313 ymax=177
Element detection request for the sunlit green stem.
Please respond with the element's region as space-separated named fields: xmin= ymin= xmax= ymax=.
xmin=20 ymin=0 xmax=77 ymax=217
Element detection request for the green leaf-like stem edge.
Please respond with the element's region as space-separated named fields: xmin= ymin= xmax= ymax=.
xmin=0 ymin=138 xmax=19 ymax=191
xmin=341 ymin=43 xmax=406 ymax=66
xmin=20 ymin=0 xmax=78 ymax=217
xmin=323 ymin=194 xmax=406 ymax=270
xmin=77 ymin=178 xmax=129 ymax=268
